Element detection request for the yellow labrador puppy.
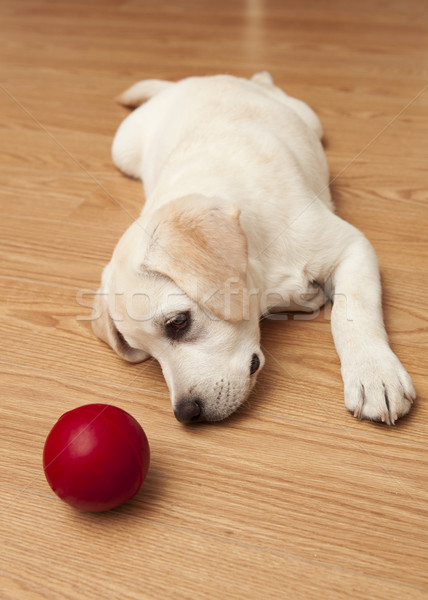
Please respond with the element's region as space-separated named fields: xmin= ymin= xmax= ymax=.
xmin=93 ymin=72 xmax=415 ymax=424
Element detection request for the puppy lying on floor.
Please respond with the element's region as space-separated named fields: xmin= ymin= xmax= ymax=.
xmin=93 ymin=72 xmax=416 ymax=424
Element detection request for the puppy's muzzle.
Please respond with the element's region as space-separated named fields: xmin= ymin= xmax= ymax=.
xmin=174 ymin=353 xmax=262 ymax=424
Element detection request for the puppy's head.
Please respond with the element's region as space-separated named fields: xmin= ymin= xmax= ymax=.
xmin=92 ymin=195 xmax=264 ymax=423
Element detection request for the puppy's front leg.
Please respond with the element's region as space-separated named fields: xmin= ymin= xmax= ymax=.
xmin=328 ymin=221 xmax=415 ymax=424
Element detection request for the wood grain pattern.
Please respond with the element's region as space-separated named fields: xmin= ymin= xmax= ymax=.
xmin=1 ymin=366 xmax=428 ymax=590
xmin=1 ymin=1 xmax=427 ymax=598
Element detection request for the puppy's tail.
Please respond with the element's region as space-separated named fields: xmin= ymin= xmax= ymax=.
xmin=117 ymin=79 xmax=173 ymax=108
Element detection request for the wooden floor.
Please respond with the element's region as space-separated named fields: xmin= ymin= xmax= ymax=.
xmin=1 ymin=1 xmax=428 ymax=598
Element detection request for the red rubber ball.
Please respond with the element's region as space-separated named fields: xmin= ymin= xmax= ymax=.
xmin=43 ymin=404 xmax=150 ymax=512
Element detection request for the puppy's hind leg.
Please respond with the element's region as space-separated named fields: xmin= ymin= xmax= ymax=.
xmin=117 ymin=79 xmax=174 ymax=108
xmin=251 ymin=71 xmax=274 ymax=86
xmin=111 ymin=107 xmax=148 ymax=179
xmin=113 ymin=79 xmax=174 ymax=177
xmin=251 ymin=72 xmax=323 ymax=140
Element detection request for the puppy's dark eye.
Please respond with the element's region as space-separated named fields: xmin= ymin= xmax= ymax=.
xmin=165 ymin=312 xmax=191 ymax=340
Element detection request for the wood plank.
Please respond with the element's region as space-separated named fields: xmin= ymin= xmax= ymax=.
xmin=0 ymin=271 xmax=425 ymax=440
xmin=0 ymin=217 xmax=114 ymax=288
xmin=0 ymin=168 xmax=96 ymax=221
xmin=67 ymin=175 xmax=143 ymax=230
xmin=0 ymin=92 xmax=87 ymax=175
xmin=1 ymin=0 xmax=428 ymax=597
xmin=266 ymin=265 xmax=428 ymax=347
xmin=331 ymin=158 xmax=428 ymax=215
xmin=382 ymin=267 xmax=428 ymax=345
xmin=256 ymin=321 xmax=427 ymax=438
xmin=1 ymin=202 xmax=427 ymax=289
xmin=0 ymin=309 xmax=426 ymax=449
xmin=0 ymin=279 xmax=169 ymax=398
xmin=2 ymin=491 xmax=425 ymax=600
xmin=1 ymin=365 xmax=427 ymax=591
xmin=337 ymin=204 xmax=428 ymax=272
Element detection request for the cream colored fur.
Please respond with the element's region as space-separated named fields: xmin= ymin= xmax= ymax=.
xmin=93 ymin=72 xmax=416 ymax=424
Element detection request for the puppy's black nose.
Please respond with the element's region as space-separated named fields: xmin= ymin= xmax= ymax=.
xmin=174 ymin=399 xmax=203 ymax=423
xmin=250 ymin=353 xmax=260 ymax=375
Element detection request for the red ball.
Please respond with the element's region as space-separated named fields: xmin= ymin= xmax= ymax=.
xmin=43 ymin=404 xmax=150 ymax=512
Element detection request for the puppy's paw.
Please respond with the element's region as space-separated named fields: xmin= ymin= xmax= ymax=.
xmin=342 ymin=347 xmax=416 ymax=425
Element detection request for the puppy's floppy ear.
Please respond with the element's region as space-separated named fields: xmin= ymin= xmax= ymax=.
xmin=92 ymin=289 xmax=150 ymax=363
xmin=143 ymin=196 xmax=249 ymax=322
